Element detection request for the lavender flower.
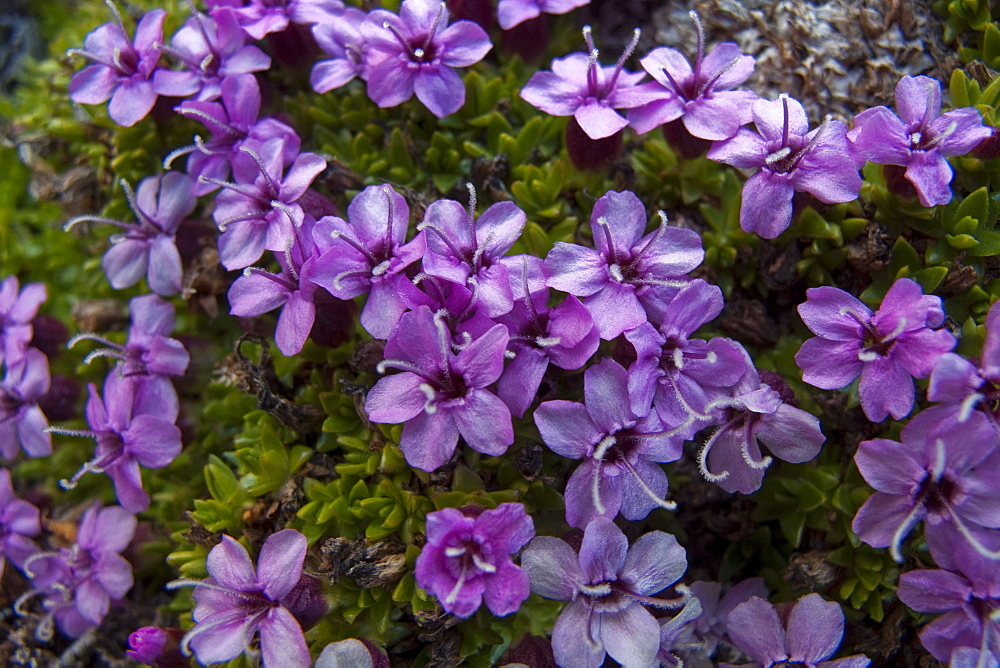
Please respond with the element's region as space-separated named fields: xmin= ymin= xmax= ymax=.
xmin=418 ymin=184 xmax=527 ymax=317
xmin=849 ymin=75 xmax=991 ymax=207
xmin=68 ymin=3 xmax=164 ymax=127
xmin=521 ymin=517 xmax=690 ymax=668
xmin=544 ymin=189 xmax=704 ymax=340
xmin=497 ymin=0 xmax=590 ymax=30
xmin=726 ymin=594 xmax=870 ymax=667
xmin=0 ymin=467 xmax=40 ymax=578
xmin=360 ymin=0 xmax=492 ymax=118
xmin=0 ymin=348 xmax=52 ymax=459
xmin=153 ymin=7 xmax=271 ymax=102
xmin=127 ymin=627 xmax=187 ymax=667
xmin=852 ymin=405 xmax=1000 ymax=562
xmin=309 ymin=185 xmax=426 ymax=339
xmin=170 ymin=530 xmax=311 ymax=667
xmin=520 ymin=26 xmax=645 ymax=140
xmin=65 ymin=172 xmax=194 ymax=297
xmin=628 ymin=11 xmax=757 ymax=140
xmin=795 ymin=278 xmax=956 ymax=422
xmin=365 ymin=306 xmax=513 ymax=471
xmin=24 ymin=503 xmax=136 ymax=639
xmin=311 ymin=6 xmax=368 ymax=93
xmin=415 ymin=503 xmax=534 ymax=617
xmin=707 ymin=94 xmax=861 ymax=239
xmin=534 ymin=358 xmax=680 ymax=528
xmin=316 ymin=639 xmax=390 ymax=668
xmin=231 ymin=0 xmax=345 ymax=39
xmin=688 ymin=578 xmax=768 ymax=658
xmin=0 ymin=275 xmax=46 ymax=368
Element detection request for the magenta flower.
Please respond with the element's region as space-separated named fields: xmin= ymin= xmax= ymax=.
xmin=544 ymin=189 xmax=704 ymax=340
xmin=415 ymin=503 xmax=534 ymax=617
xmin=520 ymin=26 xmax=646 ymax=140
xmin=628 ymin=11 xmax=757 ymax=140
xmin=707 ymin=95 xmax=861 ymax=239
xmin=522 ymin=517 xmax=690 ymax=668
xmin=171 ymin=531 xmax=311 ymax=667
xmin=365 ymin=306 xmax=513 ymax=471
xmin=726 ymin=594 xmax=870 ymax=667
xmin=26 ymin=503 xmax=136 ymax=638
xmin=360 ymin=0 xmax=492 ymax=118
xmin=0 ymin=275 xmax=46 ymax=368
xmin=849 ymin=75 xmax=991 ymax=207
xmin=0 ymin=467 xmax=40 ymax=578
xmin=68 ymin=4 xmax=165 ymax=127
xmin=795 ymin=278 xmax=956 ymax=422
xmin=153 ymin=7 xmax=271 ymax=102
xmin=127 ymin=627 xmax=187 ymax=667
xmin=497 ymin=0 xmax=589 ymax=30
xmin=0 ymin=348 xmax=52 ymax=460
xmin=65 ymin=172 xmax=195 ymax=297
xmin=534 ymin=358 xmax=680 ymax=528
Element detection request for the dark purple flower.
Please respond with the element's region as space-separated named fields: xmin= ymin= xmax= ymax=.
xmin=522 ymin=517 xmax=690 ymax=668
xmin=68 ymin=4 xmax=164 ymax=127
xmin=25 ymin=503 xmax=136 ymax=639
xmin=365 ymin=305 xmax=513 ymax=471
xmin=520 ymin=26 xmax=646 ymax=140
xmin=698 ymin=348 xmax=826 ymax=494
xmin=849 ymin=75 xmax=991 ymax=207
xmin=415 ymin=503 xmax=534 ymax=617
xmin=534 ymin=358 xmax=680 ymax=528
xmin=0 ymin=275 xmax=46 ymax=368
xmin=153 ymin=7 xmax=271 ymax=101
xmin=707 ymin=95 xmax=861 ymax=238
xmin=308 ymin=185 xmax=426 ymax=339
xmin=796 ymin=278 xmax=956 ymax=422
xmin=0 ymin=348 xmax=52 ymax=459
xmin=852 ymin=405 xmax=1000 ymax=562
xmin=0 ymin=467 xmax=40 ymax=578
xmin=65 ymin=172 xmax=194 ymax=297
xmin=628 ymin=11 xmax=757 ymax=140
xmin=360 ymin=0 xmax=492 ymax=118
xmin=726 ymin=594 xmax=870 ymax=667
xmin=418 ymin=185 xmax=527 ymax=317
xmin=310 ymin=6 xmax=368 ymax=92
xmin=170 ymin=530 xmax=311 ymax=667
xmin=127 ymin=627 xmax=187 ymax=667
xmin=497 ymin=0 xmax=589 ymax=30
xmin=53 ymin=370 xmax=182 ymax=513
xmin=544 ymin=189 xmax=704 ymax=340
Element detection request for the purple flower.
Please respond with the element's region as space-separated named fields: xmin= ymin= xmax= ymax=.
xmin=849 ymin=75 xmax=991 ymax=207
xmin=231 ymin=0 xmax=345 ymax=39
xmin=520 ymin=26 xmax=646 ymax=140
xmin=852 ymin=405 xmax=1000 ymax=562
xmin=707 ymin=95 xmax=861 ymax=239
xmin=68 ymin=4 xmax=164 ymax=127
xmin=360 ymin=0 xmax=492 ymax=118
xmin=698 ymin=350 xmax=826 ymax=494
xmin=415 ymin=503 xmax=534 ymax=617
xmin=171 ymin=530 xmax=311 ymax=667
xmin=308 ymin=185 xmax=426 ymax=339
xmin=207 ymin=140 xmax=326 ymax=271
xmin=153 ymin=7 xmax=271 ymax=101
xmin=534 ymin=358 xmax=680 ymax=528
xmin=54 ymin=370 xmax=182 ymax=513
xmin=628 ymin=11 xmax=757 ymax=140
xmin=365 ymin=305 xmax=513 ymax=471
xmin=0 ymin=275 xmax=47 ymax=368
xmin=127 ymin=627 xmax=187 ymax=667
xmin=726 ymin=593 xmax=870 ymax=667
xmin=497 ymin=0 xmax=589 ymax=30
xmin=25 ymin=503 xmax=136 ymax=638
xmin=521 ymin=517 xmax=690 ymax=668
xmin=544 ymin=189 xmax=704 ymax=340
xmin=230 ymin=255 xmax=319 ymax=357
xmin=65 ymin=172 xmax=194 ymax=297
xmin=688 ymin=578 xmax=768 ymax=658
xmin=795 ymin=278 xmax=956 ymax=422
xmin=310 ymin=7 xmax=368 ymax=92
xmin=0 ymin=348 xmax=52 ymax=459
xmin=418 ymin=184 xmax=527 ymax=317
xmin=0 ymin=467 xmax=40 ymax=578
